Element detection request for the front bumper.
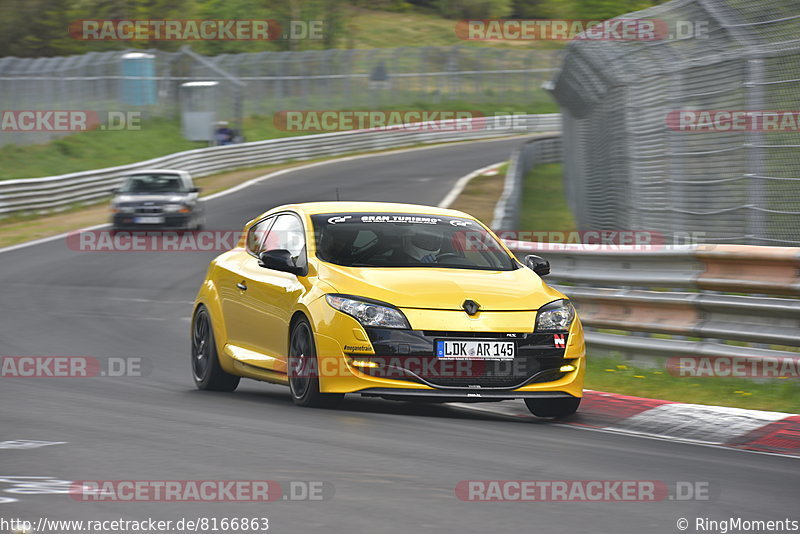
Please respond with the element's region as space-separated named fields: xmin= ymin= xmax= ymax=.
xmin=112 ymin=213 xmax=193 ymax=230
xmin=358 ymin=388 xmax=577 ymax=402
xmin=313 ymin=318 xmax=585 ymax=399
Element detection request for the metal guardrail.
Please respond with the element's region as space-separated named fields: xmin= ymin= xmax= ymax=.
xmin=490 ymin=131 xmax=800 ymax=365
xmin=504 ymin=240 xmax=800 ymax=366
xmin=0 ymin=114 xmax=560 ymax=216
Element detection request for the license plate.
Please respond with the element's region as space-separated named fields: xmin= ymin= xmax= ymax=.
xmin=134 ymin=216 xmax=165 ymax=224
xmin=435 ymin=340 xmax=515 ymax=360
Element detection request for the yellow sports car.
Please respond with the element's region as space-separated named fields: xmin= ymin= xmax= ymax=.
xmin=192 ymin=202 xmax=585 ymax=417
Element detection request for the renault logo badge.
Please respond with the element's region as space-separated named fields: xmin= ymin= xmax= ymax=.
xmin=462 ymin=299 xmax=480 ymax=316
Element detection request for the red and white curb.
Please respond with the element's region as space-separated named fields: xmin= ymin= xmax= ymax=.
xmin=455 ymin=391 xmax=800 ymax=457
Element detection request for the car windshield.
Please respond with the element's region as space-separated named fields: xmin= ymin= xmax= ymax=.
xmin=119 ymin=174 xmax=187 ymax=193
xmin=311 ymin=213 xmax=518 ymax=271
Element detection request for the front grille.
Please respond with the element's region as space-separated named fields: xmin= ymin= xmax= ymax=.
xmin=134 ymin=206 xmax=164 ymax=215
xmin=423 ymin=331 xmax=520 ymax=339
xmin=361 ymin=329 xmax=570 ymax=390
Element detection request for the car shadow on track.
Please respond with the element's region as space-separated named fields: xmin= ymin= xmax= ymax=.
xmin=181 ymin=383 xmax=555 ymax=424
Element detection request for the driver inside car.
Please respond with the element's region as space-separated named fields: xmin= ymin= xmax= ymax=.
xmin=401 ymin=228 xmax=443 ymax=263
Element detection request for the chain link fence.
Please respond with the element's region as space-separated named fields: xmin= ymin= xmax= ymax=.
xmin=0 ymin=46 xmax=558 ymax=148
xmin=550 ymin=0 xmax=800 ymax=245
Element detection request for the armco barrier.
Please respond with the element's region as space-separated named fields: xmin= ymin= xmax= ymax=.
xmin=504 ymin=240 xmax=800 ymax=366
xmin=0 ymin=114 xmax=560 ymax=216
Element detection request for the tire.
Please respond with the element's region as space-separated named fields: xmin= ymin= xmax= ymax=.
xmin=524 ymin=397 xmax=580 ymax=418
xmin=288 ymin=317 xmax=344 ymax=408
xmin=191 ymin=306 xmax=240 ymax=392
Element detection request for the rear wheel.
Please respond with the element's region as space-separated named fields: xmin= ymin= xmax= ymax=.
xmin=191 ymin=306 xmax=240 ymax=391
xmin=288 ymin=318 xmax=344 ymax=409
xmin=524 ymin=397 xmax=580 ymax=418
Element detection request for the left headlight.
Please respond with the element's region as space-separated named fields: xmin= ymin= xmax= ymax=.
xmin=535 ymin=299 xmax=575 ymax=332
xmin=325 ymin=294 xmax=410 ymax=329
xmin=111 ymin=203 xmax=134 ymax=214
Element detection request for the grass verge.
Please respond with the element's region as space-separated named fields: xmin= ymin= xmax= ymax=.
xmin=587 ymin=356 xmax=800 ymax=414
xmin=518 ymin=162 xmax=575 ymax=231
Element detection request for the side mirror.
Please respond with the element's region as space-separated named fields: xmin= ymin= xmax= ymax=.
xmin=524 ymin=254 xmax=550 ymax=276
xmin=259 ymin=249 xmax=304 ymax=275
xmin=189 ymin=186 xmax=201 ymax=193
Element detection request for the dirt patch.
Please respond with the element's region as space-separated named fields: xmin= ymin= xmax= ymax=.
xmin=447 ymin=168 xmax=506 ymax=223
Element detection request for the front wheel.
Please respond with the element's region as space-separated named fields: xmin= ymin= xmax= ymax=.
xmin=524 ymin=397 xmax=580 ymax=418
xmin=288 ymin=318 xmax=344 ymax=409
xmin=191 ymin=306 xmax=240 ymax=392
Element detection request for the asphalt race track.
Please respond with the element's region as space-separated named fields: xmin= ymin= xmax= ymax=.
xmin=1 ymin=138 xmax=797 ymax=534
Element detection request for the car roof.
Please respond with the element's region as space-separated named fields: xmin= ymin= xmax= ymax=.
xmin=276 ymin=201 xmax=475 ymax=219
xmin=127 ymin=169 xmax=191 ymax=178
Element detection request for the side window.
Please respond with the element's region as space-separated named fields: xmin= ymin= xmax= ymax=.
xmin=246 ymin=217 xmax=275 ymax=255
xmin=263 ymin=214 xmax=307 ymax=267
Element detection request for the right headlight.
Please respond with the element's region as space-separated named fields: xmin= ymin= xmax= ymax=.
xmin=163 ymin=203 xmax=191 ymax=213
xmin=325 ymin=294 xmax=410 ymax=329
xmin=535 ymin=299 xmax=575 ymax=332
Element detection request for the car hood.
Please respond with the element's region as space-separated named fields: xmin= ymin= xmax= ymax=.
xmin=316 ymin=262 xmax=565 ymax=311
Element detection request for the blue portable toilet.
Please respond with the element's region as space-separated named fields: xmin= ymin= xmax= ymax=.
xmin=120 ymin=52 xmax=157 ymax=106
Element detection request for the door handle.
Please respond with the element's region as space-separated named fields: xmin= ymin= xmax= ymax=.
xmin=236 ymin=282 xmax=247 ymax=291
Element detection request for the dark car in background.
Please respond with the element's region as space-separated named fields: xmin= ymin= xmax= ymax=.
xmin=110 ymin=170 xmax=205 ymax=231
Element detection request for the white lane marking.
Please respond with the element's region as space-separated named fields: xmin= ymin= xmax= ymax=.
xmin=0 ymin=136 xmax=526 ymax=257
xmin=0 ymin=441 xmax=67 ymax=450
xmin=438 ymin=162 xmax=505 ymax=209
xmin=200 ymin=137 xmax=525 ymax=203
xmin=0 ymin=223 xmax=109 ymax=256
xmin=0 ymin=476 xmax=75 ymax=504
